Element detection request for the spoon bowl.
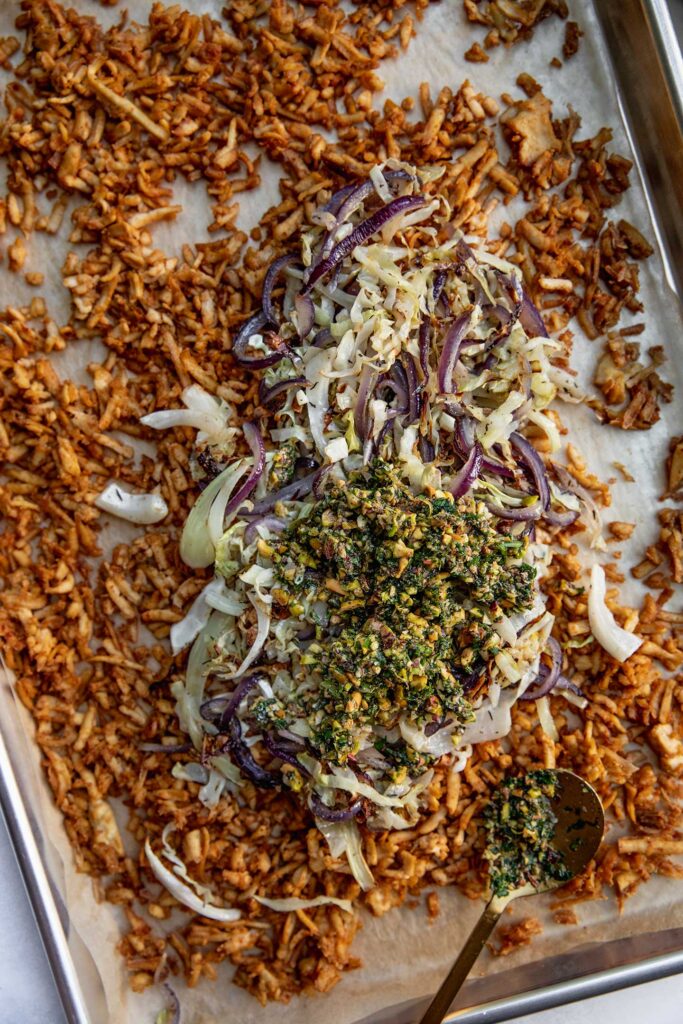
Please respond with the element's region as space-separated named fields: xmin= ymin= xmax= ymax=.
xmin=538 ymin=768 xmax=604 ymax=889
xmin=417 ymin=769 xmax=605 ymax=1024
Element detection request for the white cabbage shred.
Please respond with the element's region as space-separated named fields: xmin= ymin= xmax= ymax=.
xmin=588 ymin=564 xmax=643 ymax=662
xmin=95 ymin=483 xmax=168 ymax=525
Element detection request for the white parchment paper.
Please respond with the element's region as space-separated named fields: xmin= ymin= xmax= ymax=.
xmin=1 ymin=1 xmax=682 ymax=1022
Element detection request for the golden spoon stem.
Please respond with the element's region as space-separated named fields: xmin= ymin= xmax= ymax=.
xmin=417 ymin=894 xmax=509 ymax=1024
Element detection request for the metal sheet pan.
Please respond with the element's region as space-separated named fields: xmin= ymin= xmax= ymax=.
xmin=0 ymin=2 xmax=681 ymax=1022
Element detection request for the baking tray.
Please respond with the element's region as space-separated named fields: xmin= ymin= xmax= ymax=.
xmin=0 ymin=1 xmax=681 ymax=1023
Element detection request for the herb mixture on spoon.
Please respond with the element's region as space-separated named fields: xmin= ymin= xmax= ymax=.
xmin=142 ymin=163 xmax=611 ymax=893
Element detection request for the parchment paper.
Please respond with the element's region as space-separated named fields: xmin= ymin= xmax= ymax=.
xmin=1 ymin=1 xmax=682 ymax=1022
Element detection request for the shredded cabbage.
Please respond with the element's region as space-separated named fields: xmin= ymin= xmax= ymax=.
xmin=170 ymin=578 xmax=230 ymax=655
xmin=254 ymin=894 xmax=353 ymax=914
xmin=95 ymin=483 xmax=168 ymax=525
xmin=144 ymin=833 xmax=240 ymax=922
xmin=180 ymin=460 xmax=245 ymax=568
xmin=315 ymin=818 xmax=375 ymax=891
xmin=588 ymin=564 xmax=642 ymax=662
xmin=536 ymin=695 xmax=559 ymax=742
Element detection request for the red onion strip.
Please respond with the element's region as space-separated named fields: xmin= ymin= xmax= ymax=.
xmin=519 ymin=289 xmax=548 ymax=338
xmin=450 ymin=442 xmax=483 ymax=499
xmin=232 ymin=311 xmax=291 ymax=369
xmin=294 ymin=293 xmax=315 ymax=339
xmin=309 ymin=791 xmax=363 ymax=822
xmin=520 ymin=637 xmax=562 ymax=700
xmin=437 ymin=313 xmax=472 ymax=393
xmin=262 ymin=731 xmax=308 ymax=772
xmin=247 ymin=468 xmax=319 ymax=515
xmin=258 ymin=375 xmax=307 ymax=407
xmin=510 ymin=432 xmax=550 ymax=511
xmin=304 ymin=194 xmax=426 ymax=292
xmin=262 ymin=253 xmax=299 ymax=325
xmin=227 ymin=718 xmax=280 ymax=789
xmin=454 ymin=415 xmax=515 ymax=480
xmin=244 ymin=514 xmax=286 ymax=544
xmin=486 ymin=499 xmax=541 ymax=522
xmin=224 ymin=422 xmax=266 ymax=519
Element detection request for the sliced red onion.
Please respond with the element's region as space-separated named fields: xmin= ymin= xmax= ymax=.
xmin=355 ymin=364 xmax=377 ymax=441
xmin=309 ymin=791 xmax=363 ymax=822
xmin=418 ymin=434 xmax=436 ymax=463
xmin=401 ymin=352 xmax=423 ymax=424
xmin=510 ymin=432 xmax=550 ymax=511
xmin=314 ymin=170 xmax=413 ymax=266
xmin=247 ymin=468 xmax=319 ymax=515
xmin=450 ymin=442 xmax=483 ymax=499
xmin=519 ymin=289 xmax=548 ymax=338
xmin=454 ymin=415 xmax=515 ymax=480
xmin=425 ymin=716 xmax=452 ymax=737
xmin=374 ymin=410 xmax=398 ymax=454
xmin=334 ymin=170 xmax=411 ymax=229
xmin=432 ymin=267 xmax=447 ymax=306
xmin=454 ymin=414 xmax=476 ymax=450
xmin=418 ymin=316 xmax=431 ymax=374
xmin=200 ymin=675 xmax=262 ymax=727
xmin=437 ymin=313 xmax=471 ymax=393
xmin=380 ymin=361 xmax=410 ymax=414
xmin=227 ymin=717 xmax=280 ymax=788
xmin=294 ymin=293 xmax=315 ymax=339
xmin=244 ymin=514 xmax=286 ymax=544
xmin=223 ymin=422 xmax=265 ymax=520
xmin=304 ymin=194 xmax=426 ymax=292
xmin=455 ymin=238 xmax=477 ymax=268
xmin=482 ymin=456 xmax=516 ymax=480
xmin=482 ymin=302 xmax=515 ymax=353
xmin=486 ymin=499 xmax=542 ymax=522
xmin=313 ymin=464 xmax=332 ymax=498
xmin=199 ymin=693 xmax=232 ymax=723
xmin=262 ymin=730 xmax=308 ymax=771
xmin=311 ymin=327 xmax=333 ymax=348
xmin=232 ymin=311 xmax=292 ymax=369
xmin=555 ymin=675 xmax=583 ymax=697
xmin=161 ymin=984 xmax=180 ymax=1024
xmin=258 ymin=375 xmax=307 ymax=407
xmin=520 ymin=637 xmax=562 ymax=701
xmin=319 ymin=183 xmax=356 ymax=218
xmin=262 ymin=253 xmax=299 ymax=325
xmin=543 ymin=505 xmax=580 ymax=527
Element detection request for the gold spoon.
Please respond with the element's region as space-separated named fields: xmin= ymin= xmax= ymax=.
xmin=417 ymin=769 xmax=605 ymax=1024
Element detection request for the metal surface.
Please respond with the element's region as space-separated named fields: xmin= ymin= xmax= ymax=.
xmin=0 ymin=718 xmax=90 ymax=1024
xmin=0 ymin=2 xmax=681 ymax=1024
xmin=594 ymin=0 xmax=683 ymax=296
xmin=445 ymin=947 xmax=683 ymax=1024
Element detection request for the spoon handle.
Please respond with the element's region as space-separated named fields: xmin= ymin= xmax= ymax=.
xmin=417 ymin=897 xmax=504 ymax=1024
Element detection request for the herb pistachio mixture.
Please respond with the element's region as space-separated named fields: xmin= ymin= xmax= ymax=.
xmin=484 ymin=770 xmax=573 ymax=898
xmin=270 ymin=462 xmax=535 ymax=771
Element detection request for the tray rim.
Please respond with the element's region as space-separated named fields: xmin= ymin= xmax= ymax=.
xmin=0 ymin=2 xmax=681 ymax=1023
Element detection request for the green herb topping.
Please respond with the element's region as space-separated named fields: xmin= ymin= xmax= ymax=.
xmin=484 ymin=769 xmax=573 ymax=898
xmin=271 ymin=461 xmax=536 ymax=770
